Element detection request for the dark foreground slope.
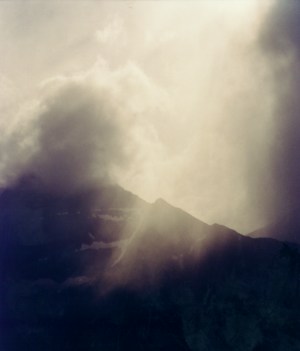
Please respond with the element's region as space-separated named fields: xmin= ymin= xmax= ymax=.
xmin=1 ymin=179 xmax=300 ymax=351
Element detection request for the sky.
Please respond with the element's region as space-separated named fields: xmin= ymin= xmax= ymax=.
xmin=1 ymin=0 xmax=299 ymax=234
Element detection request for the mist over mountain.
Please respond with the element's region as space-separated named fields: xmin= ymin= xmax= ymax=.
xmin=2 ymin=1 xmax=300 ymax=350
xmin=0 ymin=77 xmax=139 ymax=196
xmin=1 ymin=176 xmax=300 ymax=351
xmin=249 ymin=211 xmax=300 ymax=245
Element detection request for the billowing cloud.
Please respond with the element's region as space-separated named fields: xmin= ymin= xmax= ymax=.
xmin=25 ymin=82 xmax=130 ymax=193
xmin=0 ymin=63 xmax=167 ymax=195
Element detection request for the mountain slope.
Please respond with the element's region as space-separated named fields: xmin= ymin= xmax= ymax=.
xmin=249 ymin=213 xmax=300 ymax=244
xmin=1 ymin=179 xmax=300 ymax=351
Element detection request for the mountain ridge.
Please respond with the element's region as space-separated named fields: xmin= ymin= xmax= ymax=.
xmin=1 ymin=178 xmax=300 ymax=350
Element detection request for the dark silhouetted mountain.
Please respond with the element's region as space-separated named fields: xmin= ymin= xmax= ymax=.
xmin=1 ymin=176 xmax=300 ymax=351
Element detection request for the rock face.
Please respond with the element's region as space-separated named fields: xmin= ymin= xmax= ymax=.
xmin=1 ymin=178 xmax=300 ymax=351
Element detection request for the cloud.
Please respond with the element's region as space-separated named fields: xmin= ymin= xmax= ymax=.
xmin=256 ymin=0 xmax=300 ymax=223
xmin=95 ymin=16 xmax=125 ymax=46
xmin=0 ymin=1 xmax=275 ymax=232
xmin=27 ymin=82 xmax=129 ymax=193
xmin=0 ymin=62 xmax=166 ymax=195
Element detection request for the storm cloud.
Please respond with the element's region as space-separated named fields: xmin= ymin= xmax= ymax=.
xmin=0 ymin=68 xmax=150 ymax=194
xmin=257 ymin=0 xmax=300 ymax=224
xmin=28 ymin=81 xmax=130 ymax=193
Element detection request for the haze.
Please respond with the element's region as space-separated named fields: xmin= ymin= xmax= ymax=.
xmin=1 ymin=1 xmax=297 ymax=234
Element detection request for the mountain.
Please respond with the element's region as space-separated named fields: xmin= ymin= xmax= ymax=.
xmin=1 ymin=177 xmax=300 ymax=351
xmin=249 ymin=212 xmax=300 ymax=245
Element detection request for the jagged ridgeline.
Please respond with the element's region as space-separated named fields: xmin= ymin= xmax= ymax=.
xmin=1 ymin=175 xmax=300 ymax=351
